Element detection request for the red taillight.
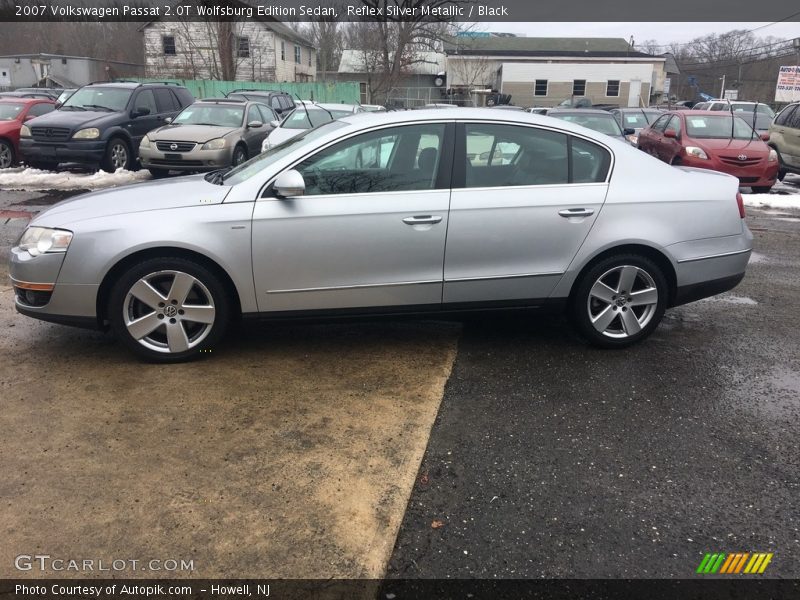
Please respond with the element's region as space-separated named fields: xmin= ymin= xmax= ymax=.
xmin=736 ymin=192 xmax=745 ymax=218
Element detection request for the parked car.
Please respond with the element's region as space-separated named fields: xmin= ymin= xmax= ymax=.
xmin=547 ymin=108 xmax=632 ymax=142
xmin=0 ymin=97 xmax=56 ymax=168
xmin=12 ymin=87 xmax=62 ymax=100
xmin=224 ymin=89 xmax=296 ymax=118
xmin=18 ymin=81 xmax=193 ymax=171
xmin=525 ymin=107 xmax=550 ymax=115
xmin=609 ymin=108 xmax=664 ymax=145
xmin=768 ymin=101 xmax=800 ymax=180
xmin=360 ymin=104 xmax=387 ymax=112
xmin=693 ymin=100 xmax=775 ymax=134
xmin=139 ymin=98 xmax=278 ymax=177
xmin=261 ymin=103 xmax=363 ymax=151
xmin=0 ymin=90 xmax=59 ymax=100
xmin=10 ymin=108 xmax=752 ymax=361
xmin=637 ymin=110 xmax=778 ymax=193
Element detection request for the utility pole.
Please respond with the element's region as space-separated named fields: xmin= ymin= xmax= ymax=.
xmin=719 ymin=74 xmax=726 ymax=98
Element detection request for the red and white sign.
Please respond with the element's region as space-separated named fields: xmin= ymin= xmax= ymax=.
xmin=775 ymin=66 xmax=800 ymax=102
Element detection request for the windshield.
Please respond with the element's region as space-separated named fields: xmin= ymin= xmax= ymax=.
xmin=552 ymin=114 xmax=622 ymax=136
xmin=56 ymin=90 xmax=74 ymax=104
xmin=223 ymin=120 xmax=349 ymax=186
xmin=0 ymin=103 xmax=25 ymax=120
xmin=281 ymin=108 xmax=340 ymax=130
xmin=685 ymin=115 xmax=757 ymax=139
xmin=174 ymin=104 xmax=244 ymax=127
xmin=62 ymin=87 xmax=131 ymax=111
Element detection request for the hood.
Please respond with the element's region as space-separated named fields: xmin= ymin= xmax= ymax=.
xmin=693 ymin=137 xmax=769 ymax=156
xmin=32 ymin=175 xmax=231 ymax=227
xmin=26 ymin=108 xmax=120 ymax=131
xmin=148 ymin=124 xmax=240 ymax=143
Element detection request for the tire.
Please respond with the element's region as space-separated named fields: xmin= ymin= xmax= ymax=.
xmin=101 ymin=136 xmax=131 ymax=172
xmin=0 ymin=139 xmax=15 ymax=169
xmin=231 ymin=144 xmax=247 ymax=166
xmin=108 ymin=257 xmax=231 ymax=362
xmin=27 ymin=160 xmax=59 ymax=171
xmin=148 ymin=167 xmax=171 ymax=179
xmin=778 ymin=169 xmax=787 ymax=181
xmin=570 ymin=253 xmax=668 ymax=349
xmin=752 ymin=186 xmax=773 ymax=194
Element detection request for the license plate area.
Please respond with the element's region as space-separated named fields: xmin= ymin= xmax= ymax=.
xmin=164 ymin=153 xmax=182 ymax=161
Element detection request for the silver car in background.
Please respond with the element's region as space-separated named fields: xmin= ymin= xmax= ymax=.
xmin=261 ymin=102 xmax=363 ymax=151
xmin=10 ymin=108 xmax=752 ymax=362
xmin=139 ymin=98 xmax=278 ymax=176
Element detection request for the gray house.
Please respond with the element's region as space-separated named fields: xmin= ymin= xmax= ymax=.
xmin=0 ymin=53 xmax=143 ymax=90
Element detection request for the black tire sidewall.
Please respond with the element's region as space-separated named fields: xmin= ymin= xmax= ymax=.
xmin=108 ymin=257 xmax=230 ymax=362
xmin=0 ymin=139 xmax=14 ymax=168
xmin=148 ymin=168 xmax=170 ymax=179
xmin=102 ymin=137 xmax=131 ymax=172
xmin=232 ymin=145 xmax=247 ymax=166
xmin=570 ymin=253 xmax=668 ymax=349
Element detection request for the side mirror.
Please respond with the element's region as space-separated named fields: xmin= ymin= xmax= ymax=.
xmin=273 ymin=169 xmax=305 ymax=198
xmin=760 ymin=132 xmax=770 ymax=141
xmin=132 ymin=107 xmax=150 ymax=118
xmin=164 ymin=116 xmax=173 ymax=124
xmin=623 ymin=128 xmax=635 ymax=136
xmin=269 ymin=120 xmax=280 ymax=129
xmin=664 ymin=129 xmax=677 ymax=139
xmin=247 ymin=120 xmax=263 ymax=129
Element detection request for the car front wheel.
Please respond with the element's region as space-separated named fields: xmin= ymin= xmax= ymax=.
xmin=108 ymin=257 xmax=231 ymax=362
xmin=102 ymin=137 xmax=131 ymax=172
xmin=571 ymin=254 xmax=668 ymax=348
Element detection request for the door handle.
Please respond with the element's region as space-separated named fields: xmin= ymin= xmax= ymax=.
xmin=559 ymin=208 xmax=594 ymax=218
xmin=403 ymin=215 xmax=443 ymax=225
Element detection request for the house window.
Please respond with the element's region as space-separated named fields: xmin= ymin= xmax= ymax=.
xmin=294 ymin=45 xmax=301 ymax=64
xmin=237 ymin=36 xmax=250 ymax=58
xmin=308 ymin=51 xmax=312 ymax=67
xmin=572 ymin=79 xmax=586 ymax=96
xmin=534 ymin=79 xmax=548 ymax=96
xmin=162 ymin=35 xmax=176 ymax=56
xmin=606 ymin=80 xmax=620 ymax=97
xmin=281 ymin=41 xmax=286 ymax=61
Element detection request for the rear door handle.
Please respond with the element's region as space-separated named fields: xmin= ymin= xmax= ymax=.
xmin=403 ymin=215 xmax=443 ymax=225
xmin=559 ymin=208 xmax=594 ymax=218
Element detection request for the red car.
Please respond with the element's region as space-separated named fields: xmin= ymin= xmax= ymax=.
xmin=0 ymin=97 xmax=56 ymax=169
xmin=637 ymin=109 xmax=779 ymax=193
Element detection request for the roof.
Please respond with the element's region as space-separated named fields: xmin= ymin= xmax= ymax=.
xmin=0 ymin=96 xmax=54 ymax=104
xmin=338 ymin=50 xmax=445 ymax=75
xmin=443 ymin=36 xmax=659 ymax=59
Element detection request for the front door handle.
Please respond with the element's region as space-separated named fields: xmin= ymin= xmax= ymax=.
xmin=559 ymin=208 xmax=594 ymax=218
xmin=403 ymin=215 xmax=443 ymax=225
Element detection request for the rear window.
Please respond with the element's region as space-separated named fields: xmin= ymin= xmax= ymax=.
xmin=551 ymin=113 xmax=622 ymax=136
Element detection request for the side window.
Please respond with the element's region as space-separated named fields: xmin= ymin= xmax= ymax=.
xmin=667 ymin=115 xmax=682 ymax=135
xmin=153 ymin=88 xmax=177 ymax=113
xmin=710 ymin=103 xmax=725 ymax=111
xmin=571 ymin=137 xmax=612 ymax=184
xmin=783 ymin=105 xmax=800 ymax=129
xmin=294 ymin=123 xmax=447 ymax=196
xmin=257 ymin=104 xmax=276 ymax=123
xmin=133 ymin=90 xmax=158 ymax=115
xmin=247 ymin=105 xmax=261 ymax=124
xmin=651 ymin=115 xmax=670 ymax=132
xmin=279 ymin=96 xmax=292 ymax=110
xmin=28 ymin=103 xmax=55 ymax=117
xmin=464 ymin=124 xmax=567 ymax=188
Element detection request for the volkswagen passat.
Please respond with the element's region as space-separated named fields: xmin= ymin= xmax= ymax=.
xmin=10 ymin=109 xmax=752 ymax=362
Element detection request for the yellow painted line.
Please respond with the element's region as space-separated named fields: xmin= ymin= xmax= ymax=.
xmin=758 ymin=553 xmax=773 ymax=574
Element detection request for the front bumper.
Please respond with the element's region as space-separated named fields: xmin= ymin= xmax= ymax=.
xmin=139 ymin=145 xmax=233 ymax=172
xmin=680 ymin=155 xmax=779 ymax=187
xmin=19 ymin=138 xmax=105 ymax=164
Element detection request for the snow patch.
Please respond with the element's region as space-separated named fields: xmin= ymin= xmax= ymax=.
xmin=744 ymin=194 xmax=800 ymax=210
xmin=0 ymin=168 xmax=151 ymax=191
xmin=699 ymin=295 xmax=758 ymax=306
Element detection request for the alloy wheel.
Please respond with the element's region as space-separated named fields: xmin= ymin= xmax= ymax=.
xmin=110 ymin=142 xmax=128 ymax=170
xmin=0 ymin=141 xmax=13 ymax=169
xmin=587 ymin=265 xmax=659 ymax=338
xmin=122 ymin=270 xmax=216 ymax=354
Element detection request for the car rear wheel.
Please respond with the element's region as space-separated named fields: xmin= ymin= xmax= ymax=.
xmin=571 ymin=254 xmax=668 ymax=348
xmin=102 ymin=137 xmax=131 ymax=172
xmin=232 ymin=145 xmax=247 ymax=166
xmin=108 ymin=257 xmax=231 ymax=362
xmin=0 ymin=139 xmax=15 ymax=168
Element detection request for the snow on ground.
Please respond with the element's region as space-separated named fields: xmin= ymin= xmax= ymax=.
xmin=742 ymin=173 xmax=800 ymax=210
xmin=0 ymin=167 xmax=151 ymax=191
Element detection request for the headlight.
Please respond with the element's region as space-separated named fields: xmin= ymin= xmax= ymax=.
xmin=72 ymin=128 xmax=100 ymax=140
xmin=768 ymin=149 xmax=778 ymax=163
xmin=201 ymin=138 xmax=226 ymax=150
xmin=20 ymin=124 xmax=31 ymax=138
xmin=139 ymin=135 xmax=151 ymax=149
xmin=685 ymin=146 xmax=708 ymax=160
xmin=17 ymin=227 xmax=73 ymax=257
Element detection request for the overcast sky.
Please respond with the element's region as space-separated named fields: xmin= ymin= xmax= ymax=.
xmin=481 ymin=22 xmax=800 ymax=47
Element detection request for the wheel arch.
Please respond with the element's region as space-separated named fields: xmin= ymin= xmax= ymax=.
xmin=96 ymin=246 xmax=243 ymax=328
xmin=567 ymin=243 xmax=678 ymax=307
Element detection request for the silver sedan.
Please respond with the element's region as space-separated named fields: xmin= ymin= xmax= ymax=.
xmin=9 ymin=109 xmax=752 ymax=361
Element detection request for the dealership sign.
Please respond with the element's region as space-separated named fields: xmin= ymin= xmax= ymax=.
xmin=775 ymin=66 xmax=800 ymax=102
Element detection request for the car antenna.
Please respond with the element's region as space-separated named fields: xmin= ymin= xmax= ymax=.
xmin=294 ymin=93 xmax=314 ymax=129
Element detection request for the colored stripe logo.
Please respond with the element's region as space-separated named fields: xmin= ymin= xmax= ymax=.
xmin=696 ymin=552 xmax=773 ymax=574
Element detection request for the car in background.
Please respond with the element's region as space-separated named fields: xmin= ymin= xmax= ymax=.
xmin=637 ymin=110 xmax=778 ymax=193
xmin=693 ymin=100 xmax=775 ymax=134
xmin=10 ymin=108 xmax=752 ymax=361
xmin=609 ymin=107 xmax=664 ymax=146
xmin=261 ymin=103 xmax=363 ymax=151
xmin=55 ymin=89 xmax=77 ymax=106
xmin=525 ymin=107 xmax=550 ymax=115
xmin=547 ymin=108 xmax=632 ymax=142
xmin=360 ymin=104 xmax=387 ymax=112
xmin=225 ymin=89 xmax=296 ymax=118
xmin=0 ymin=97 xmax=56 ymax=168
xmin=768 ymin=101 xmax=800 ymax=180
xmin=0 ymin=90 xmax=59 ymax=100
xmin=18 ymin=81 xmax=194 ymax=171
xmin=139 ymin=98 xmax=278 ymax=177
